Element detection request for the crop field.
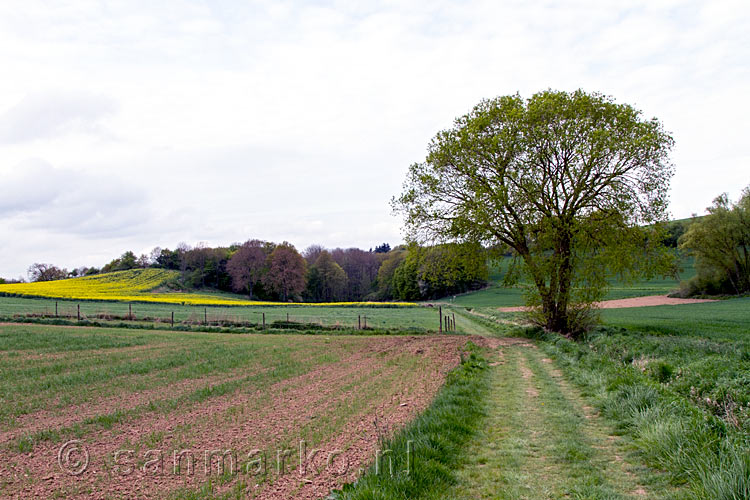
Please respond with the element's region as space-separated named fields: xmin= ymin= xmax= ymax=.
xmin=0 ymin=269 xmax=416 ymax=307
xmin=0 ymin=323 xmax=490 ymax=499
xmin=0 ymin=296 xmax=441 ymax=332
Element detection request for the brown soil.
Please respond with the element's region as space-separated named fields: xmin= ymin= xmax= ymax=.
xmin=497 ymin=294 xmax=717 ymax=312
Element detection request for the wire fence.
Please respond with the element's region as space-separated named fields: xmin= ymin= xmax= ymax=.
xmin=0 ymin=297 xmax=455 ymax=332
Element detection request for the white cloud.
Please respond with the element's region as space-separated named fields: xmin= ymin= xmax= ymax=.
xmin=0 ymin=0 xmax=748 ymax=276
xmin=0 ymin=91 xmax=116 ymax=143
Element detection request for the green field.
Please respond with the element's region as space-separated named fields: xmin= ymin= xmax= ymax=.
xmin=0 ymin=323 xmax=477 ymax=498
xmin=446 ymin=254 xmax=695 ymax=309
xmin=0 ymin=295 xmax=442 ymax=332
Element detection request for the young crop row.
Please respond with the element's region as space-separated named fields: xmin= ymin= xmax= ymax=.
xmin=0 ymin=269 xmax=417 ymax=307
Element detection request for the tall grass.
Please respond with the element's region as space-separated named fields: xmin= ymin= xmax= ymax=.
xmin=527 ymin=327 xmax=750 ymax=500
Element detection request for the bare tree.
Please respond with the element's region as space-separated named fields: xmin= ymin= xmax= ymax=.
xmin=28 ymin=263 xmax=68 ymax=282
xmin=302 ymin=244 xmax=325 ymax=265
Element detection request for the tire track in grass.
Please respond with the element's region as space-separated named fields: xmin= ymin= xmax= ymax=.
xmin=449 ymin=342 xmax=676 ymax=499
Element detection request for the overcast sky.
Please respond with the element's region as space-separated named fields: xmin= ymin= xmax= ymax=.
xmin=1 ymin=0 xmax=748 ymax=278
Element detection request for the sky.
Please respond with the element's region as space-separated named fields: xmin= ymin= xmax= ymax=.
xmin=1 ymin=0 xmax=748 ymax=278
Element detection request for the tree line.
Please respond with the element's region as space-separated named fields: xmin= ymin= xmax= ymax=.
xmin=19 ymin=241 xmax=487 ymax=302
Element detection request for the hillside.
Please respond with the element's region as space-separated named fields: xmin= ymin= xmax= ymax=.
xmin=0 ymin=269 xmax=414 ymax=307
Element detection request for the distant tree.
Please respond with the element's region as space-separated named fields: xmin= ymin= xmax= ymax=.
xmin=417 ymin=242 xmax=488 ymax=298
xmin=662 ymin=220 xmax=688 ymax=248
xmin=0 ymin=276 xmax=25 ymax=284
xmin=137 ymin=254 xmax=150 ymax=268
xmin=376 ymin=248 xmax=407 ymax=299
xmin=386 ymin=243 xmax=487 ymax=300
xmin=176 ymin=242 xmax=191 ymax=280
xmin=153 ymin=248 xmax=181 ymax=270
xmin=374 ymin=243 xmax=391 ymax=253
xmin=679 ymin=187 xmax=750 ymax=295
xmin=263 ymin=242 xmax=307 ymax=301
xmin=183 ymin=244 xmax=212 ymax=287
xmin=303 ymin=244 xmax=326 ymax=265
xmin=102 ymin=251 xmax=138 ymax=273
xmin=83 ymin=267 xmax=100 ymax=276
xmin=392 ymin=252 xmax=421 ymax=300
xmin=395 ymin=90 xmax=675 ymax=336
xmin=331 ymin=248 xmax=380 ymax=300
xmin=28 ymin=263 xmax=68 ymax=282
xmin=227 ymin=240 xmax=268 ymax=298
xmin=149 ymin=247 xmax=163 ymax=266
xmin=306 ymin=251 xmax=348 ymax=302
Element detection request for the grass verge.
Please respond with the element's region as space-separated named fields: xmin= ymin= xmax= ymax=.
xmin=523 ymin=327 xmax=750 ymax=500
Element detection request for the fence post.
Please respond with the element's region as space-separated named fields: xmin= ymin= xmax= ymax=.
xmin=171 ymin=311 xmax=174 ymax=327
xmin=55 ymin=301 xmax=58 ymax=317
xmin=204 ymin=308 xmax=207 ymax=325
xmin=452 ymin=313 xmax=456 ymax=332
xmin=363 ymin=315 xmax=367 ymax=329
xmin=129 ymin=303 xmax=132 ymax=321
xmin=439 ymin=306 xmax=443 ymax=333
xmin=287 ymin=312 xmax=289 ymax=323
xmin=262 ymin=312 xmax=266 ymax=329
xmin=77 ymin=304 xmax=80 ymax=321
xmin=358 ymin=314 xmax=361 ymax=330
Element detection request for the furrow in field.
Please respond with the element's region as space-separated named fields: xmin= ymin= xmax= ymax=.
xmin=0 ymin=366 xmax=268 ymax=446
xmin=251 ymin=343 xmax=460 ymax=499
xmin=1 ymin=335 xmax=478 ymax=499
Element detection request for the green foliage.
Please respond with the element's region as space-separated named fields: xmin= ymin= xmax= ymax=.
xmin=679 ymin=187 xmax=750 ymax=296
xmin=392 ymin=248 xmax=422 ymax=301
xmin=376 ymin=248 xmax=407 ymax=299
xmin=102 ymin=251 xmax=139 ymax=273
xmin=389 ymin=243 xmax=488 ymax=301
xmin=395 ymin=89 xmax=675 ymax=335
xmin=305 ymin=250 xmax=348 ymax=302
xmin=662 ymin=218 xmax=694 ymax=248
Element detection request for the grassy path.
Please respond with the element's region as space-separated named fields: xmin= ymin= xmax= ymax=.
xmin=447 ymin=340 xmax=677 ymax=500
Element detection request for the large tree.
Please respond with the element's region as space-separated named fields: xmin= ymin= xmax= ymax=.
xmin=679 ymin=186 xmax=750 ymax=295
xmin=263 ymin=242 xmax=307 ymax=301
xmin=226 ymin=239 xmax=268 ymax=298
xmin=395 ymin=90 xmax=675 ymax=336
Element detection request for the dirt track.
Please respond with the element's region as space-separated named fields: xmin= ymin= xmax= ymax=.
xmin=497 ymin=294 xmax=717 ymax=312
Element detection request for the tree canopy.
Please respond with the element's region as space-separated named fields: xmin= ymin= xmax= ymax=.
xmin=263 ymin=242 xmax=307 ymax=301
xmin=680 ymin=186 xmax=750 ymax=295
xmin=395 ymin=89 xmax=676 ymax=335
xmin=226 ymin=239 xmax=268 ymax=297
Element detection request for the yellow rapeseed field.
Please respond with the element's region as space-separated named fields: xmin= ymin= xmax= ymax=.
xmin=0 ymin=269 xmax=416 ymax=307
